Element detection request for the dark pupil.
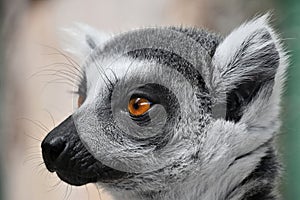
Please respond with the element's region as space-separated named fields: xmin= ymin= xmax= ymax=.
xmin=133 ymin=101 xmax=139 ymax=110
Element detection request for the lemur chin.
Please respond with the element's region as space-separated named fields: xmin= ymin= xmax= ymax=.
xmin=41 ymin=14 xmax=287 ymax=200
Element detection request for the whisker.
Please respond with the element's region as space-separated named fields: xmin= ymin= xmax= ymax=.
xmin=33 ymin=70 xmax=80 ymax=84
xmin=38 ymin=44 xmax=81 ymax=69
xmin=42 ymin=52 xmax=81 ymax=71
xmin=27 ymin=63 xmax=83 ymax=81
xmin=35 ymin=120 xmax=50 ymax=132
xmin=37 ymin=165 xmax=48 ymax=176
xmin=33 ymin=161 xmax=45 ymax=172
xmin=23 ymin=131 xmax=42 ymax=142
xmin=123 ymin=59 xmax=135 ymax=80
xmin=63 ymin=184 xmax=73 ymax=200
xmin=63 ymin=184 xmax=69 ymax=200
xmin=23 ymin=154 xmax=42 ymax=165
xmin=44 ymin=77 xmax=76 ymax=86
xmin=91 ymin=56 xmax=111 ymax=91
xmin=95 ymin=55 xmax=125 ymax=87
xmin=38 ymin=162 xmax=45 ymax=167
xmin=51 ymin=181 xmax=62 ymax=191
xmin=85 ymin=185 xmax=90 ymax=200
xmin=66 ymin=185 xmax=73 ymax=200
xmin=47 ymin=180 xmax=62 ymax=192
xmin=30 ymin=68 xmax=82 ymax=82
xmin=18 ymin=117 xmax=49 ymax=133
xmin=95 ymin=59 xmax=114 ymax=88
xmin=25 ymin=145 xmax=40 ymax=150
xmin=96 ymin=184 xmax=103 ymax=200
xmin=43 ymin=109 xmax=56 ymax=127
xmin=41 ymin=78 xmax=76 ymax=92
xmin=106 ymin=68 xmax=118 ymax=82
xmin=39 ymin=62 xmax=83 ymax=75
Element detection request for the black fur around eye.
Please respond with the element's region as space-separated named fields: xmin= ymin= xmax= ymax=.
xmin=129 ymin=83 xmax=180 ymax=118
xmin=130 ymin=112 xmax=152 ymax=126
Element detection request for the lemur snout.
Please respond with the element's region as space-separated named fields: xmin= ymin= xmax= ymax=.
xmin=41 ymin=115 xmax=128 ymax=186
xmin=41 ymin=115 xmax=100 ymax=185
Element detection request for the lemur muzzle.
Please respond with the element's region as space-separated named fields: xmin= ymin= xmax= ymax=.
xmin=41 ymin=115 xmax=128 ymax=186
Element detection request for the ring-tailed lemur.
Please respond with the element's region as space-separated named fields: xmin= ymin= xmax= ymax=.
xmin=41 ymin=14 xmax=287 ymax=200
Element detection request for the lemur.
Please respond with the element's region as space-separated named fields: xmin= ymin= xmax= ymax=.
xmin=41 ymin=14 xmax=287 ymax=200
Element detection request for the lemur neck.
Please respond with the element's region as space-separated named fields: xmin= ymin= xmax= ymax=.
xmin=114 ymin=147 xmax=280 ymax=200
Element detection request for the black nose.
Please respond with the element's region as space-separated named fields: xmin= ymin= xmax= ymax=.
xmin=41 ymin=116 xmax=76 ymax=172
xmin=41 ymin=136 xmax=67 ymax=172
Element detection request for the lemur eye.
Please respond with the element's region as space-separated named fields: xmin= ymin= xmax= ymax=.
xmin=77 ymin=95 xmax=85 ymax=107
xmin=128 ymin=97 xmax=152 ymax=116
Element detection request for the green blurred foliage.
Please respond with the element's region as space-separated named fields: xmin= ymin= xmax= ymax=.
xmin=277 ymin=0 xmax=300 ymax=199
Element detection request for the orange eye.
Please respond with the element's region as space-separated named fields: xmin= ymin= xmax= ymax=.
xmin=78 ymin=95 xmax=85 ymax=107
xmin=128 ymin=97 xmax=151 ymax=116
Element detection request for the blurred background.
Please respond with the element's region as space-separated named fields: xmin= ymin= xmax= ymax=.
xmin=0 ymin=0 xmax=299 ymax=200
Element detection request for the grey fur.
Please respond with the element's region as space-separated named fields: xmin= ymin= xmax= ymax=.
xmin=50 ymin=14 xmax=287 ymax=200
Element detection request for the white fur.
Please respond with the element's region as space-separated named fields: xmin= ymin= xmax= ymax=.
xmin=108 ymin=15 xmax=287 ymax=200
xmin=64 ymin=15 xmax=287 ymax=200
xmin=59 ymin=23 xmax=111 ymax=61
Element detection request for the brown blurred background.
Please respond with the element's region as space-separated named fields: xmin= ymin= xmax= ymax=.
xmin=1 ymin=0 xmax=299 ymax=200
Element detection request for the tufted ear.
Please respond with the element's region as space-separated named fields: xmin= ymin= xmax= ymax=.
xmin=60 ymin=23 xmax=110 ymax=61
xmin=211 ymin=14 xmax=287 ymax=126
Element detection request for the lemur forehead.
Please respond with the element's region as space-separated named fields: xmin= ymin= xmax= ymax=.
xmin=83 ymin=27 xmax=213 ymax=76
xmin=84 ymin=56 xmax=178 ymax=94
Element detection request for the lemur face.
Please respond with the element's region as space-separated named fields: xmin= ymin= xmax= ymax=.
xmin=42 ymin=15 xmax=287 ymax=196
xmin=42 ymin=27 xmax=216 ymax=189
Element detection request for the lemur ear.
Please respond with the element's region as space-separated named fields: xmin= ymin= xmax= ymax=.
xmin=211 ymin=14 xmax=287 ymax=125
xmin=60 ymin=23 xmax=110 ymax=60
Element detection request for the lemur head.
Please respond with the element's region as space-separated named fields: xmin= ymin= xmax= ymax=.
xmin=41 ymin=14 xmax=287 ymax=198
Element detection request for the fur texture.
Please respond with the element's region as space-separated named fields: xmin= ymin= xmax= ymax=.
xmin=42 ymin=14 xmax=287 ymax=200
